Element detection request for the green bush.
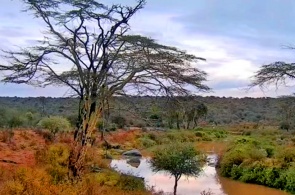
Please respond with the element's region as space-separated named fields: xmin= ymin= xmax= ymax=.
xmin=8 ymin=116 xmax=25 ymax=128
xmin=137 ymin=137 xmax=156 ymax=148
xmin=112 ymin=116 xmax=127 ymax=128
xmin=220 ymin=137 xmax=295 ymax=194
xmin=117 ymin=174 xmax=145 ymax=191
xmin=284 ymin=166 xmax=295 ymax=192
xmin=37 ymin=116 xmax=71 ymax=136
xmin=195 ymin=131 xmax=205 ymax=137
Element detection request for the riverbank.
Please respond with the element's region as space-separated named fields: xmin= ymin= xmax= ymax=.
xmin=0 ymin=125 xmax=294 ymax=194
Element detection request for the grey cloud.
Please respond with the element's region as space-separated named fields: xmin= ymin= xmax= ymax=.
xmin=172 ymin=0 xmax=295 ymax=54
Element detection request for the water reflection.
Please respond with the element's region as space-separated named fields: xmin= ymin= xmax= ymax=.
xmin=110 ymin=155 xmax=290 ymax=195
xmin=111 ymin=155 xmax=223 ymax=194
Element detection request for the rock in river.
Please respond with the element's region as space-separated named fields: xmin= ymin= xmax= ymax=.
xmin=122 ymin=149 xmax=142 ymax=157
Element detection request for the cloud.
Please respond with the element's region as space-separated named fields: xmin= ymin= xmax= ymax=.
xmin=1 ymin=0 xmax=295 ymax=97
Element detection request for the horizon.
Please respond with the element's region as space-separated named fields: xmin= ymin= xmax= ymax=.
xmin=0 ymin=94 xmax=290 ymax=99
xmin=1 ymin=0 xmax=295 ymax=98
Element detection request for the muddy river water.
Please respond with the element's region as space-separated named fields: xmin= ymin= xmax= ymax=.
xmin=110 ymin=154 xmax=290 ymax=195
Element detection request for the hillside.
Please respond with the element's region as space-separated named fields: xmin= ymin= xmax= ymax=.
xmin=0 ymin=96 xmax=292 ymax=126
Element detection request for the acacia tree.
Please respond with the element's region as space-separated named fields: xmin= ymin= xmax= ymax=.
xmin=192 ymin=103 xmax=208 ymax=128
xmin=251 ymin=61 xmax=295 ymax=88
xmin=151 ymin=143 xmax=201 ymax=195
xmin=0 ymin=0 xmax=209 ymax=177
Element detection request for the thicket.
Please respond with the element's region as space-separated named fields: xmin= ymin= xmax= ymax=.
xmin=220 ymin=134 xmax=295 ymax=193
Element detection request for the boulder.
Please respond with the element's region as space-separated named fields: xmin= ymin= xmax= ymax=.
xmin=127 ymin=157 xmax=141 ymax=168
xmin=127 ymin=157 xmax=141 ymax=164
xmin=122 ymin=149 xmax=142 ymax=157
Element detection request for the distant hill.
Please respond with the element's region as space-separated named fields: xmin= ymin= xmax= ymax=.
xmin=0 ymin=96 xmax=291 ymax=126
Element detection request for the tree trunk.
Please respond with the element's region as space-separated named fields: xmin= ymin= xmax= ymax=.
xmin=186 ymin=121 xmax=191 ymax=129
xmin=192 ymin=117 xmax=198 ymax=129
xmin=68 ymin=96 xmax=102 ymax=178
xmin=173 ymin=176 xmax=178 ymax=195
xmin=176 ymin=116 xmax=180 ymax=129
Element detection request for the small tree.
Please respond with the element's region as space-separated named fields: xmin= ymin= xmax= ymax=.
xmin=38 ymin=116 xmax=71 ymax=137
xmin=151 ymin=143 xmax=202 ymax=195
xmin=25 ymin=112 xmax=34 ymax=127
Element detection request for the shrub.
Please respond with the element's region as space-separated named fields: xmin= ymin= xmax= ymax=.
xmin=265 ymin=146 xmax=275 ymax=158
xmin=0 ymin=168 xmax=58 ymax=195
xmin=117 ymin=174 xmax=145 ymax=191
xmin=284 ymin=166 xmax=295 ymax=192
xmin=280 ymin=121 xmax=290 ymax=131
xmin=195 ymin=131 xmax=205 ymax=137
xmin=147 ymin=132 xmax=157 ymax=141
xmin=38 ymin=116 xmax=71 ymax=136
xmin=276 ymin=147 xmax=295 ymax=164
xmin=112 ymin=116 xmax=127 ymax=128
xmin=202 ymin=134 xmax=213 ymax=141
xmin=36 ymin=144 xmax=70 ymax=184
xmin=8 ymin=115 xmax=25 ymax=128
xmin=137 ymin=137 xmax=156 ymax=148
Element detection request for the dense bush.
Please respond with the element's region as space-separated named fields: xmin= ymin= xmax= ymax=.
xmin=220 ymin=137 xmax=295 ymax=194
xmin=111 ymin=116 xmax=127 ymax=128
xmin=37 ymin=116 xmax=71 ymax=136
xmin=46 ymin=144 xmax=70 ymax=184
xmin=137 ymin=137 xmax=156 ymax=148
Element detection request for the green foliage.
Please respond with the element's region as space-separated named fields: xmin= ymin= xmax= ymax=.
xmin=93 ymin=171 xmax=145 ymax=191
xmin=37 ymin=116 xmax=71 ymax=136
xmin=112 ymin=116 xmax=127 ymax=128
xmin=0 ymin=108 xmax=8 ymax=127
xmin=8 ymin=115 xmax=25 ymax=128
xmin=117 ymin=174 xmax=145 ymax=191
xmin=66 ymin=114 xmax=79 ymax=127
xmin=151 ymin=142 xmax=201 ymax=178
xmin=220 ymin=136 xmax=295 ymax=194
xmin=195 ymin=131 xmax=205 ymax=137
xmin=137 ymin=137 xmax=156 ymax=148
xmin=151 ymin=142 xmax=201 ymax=195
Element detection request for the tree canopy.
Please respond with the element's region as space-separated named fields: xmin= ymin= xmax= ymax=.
xmin=251 ymin=61 xmax=295 ymax=88
xmin=151 ymin=142 xmax=202 ymax=195
xmin=0 ymin=0 xmax=209 ymax=178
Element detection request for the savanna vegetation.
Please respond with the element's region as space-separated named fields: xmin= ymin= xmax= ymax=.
xmin=1 ymin=0 xmax=295 ymax=195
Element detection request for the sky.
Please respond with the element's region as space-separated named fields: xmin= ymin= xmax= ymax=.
xmin=1 ymin=0 xmax=295 ymax=98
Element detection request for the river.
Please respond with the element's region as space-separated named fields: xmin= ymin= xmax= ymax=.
xmin=110 ymin=155 xmax=290 ymax=195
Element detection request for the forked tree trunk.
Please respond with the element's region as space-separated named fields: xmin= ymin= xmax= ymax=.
xmin=68 ymin=97 xmax=102 ymax=178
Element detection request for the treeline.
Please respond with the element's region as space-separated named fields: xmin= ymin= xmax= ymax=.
xmin=0 ymin=96 xmax=294 ymax=129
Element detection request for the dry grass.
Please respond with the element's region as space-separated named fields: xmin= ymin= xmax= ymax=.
xmin=0 ymin=129 xmax=151 ymax=195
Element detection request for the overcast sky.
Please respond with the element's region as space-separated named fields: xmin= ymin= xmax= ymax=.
xmin=1 ymin=0 xmax=295 ymax=97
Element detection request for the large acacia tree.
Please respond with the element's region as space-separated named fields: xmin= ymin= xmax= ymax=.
xmin=0 ymin=0 xmax=209 ymax=177
xmin=251 ymin=61 xmax=295 ymax=88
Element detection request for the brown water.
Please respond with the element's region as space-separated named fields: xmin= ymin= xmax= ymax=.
xmin=110 ymin=155 xmax=290 ymax=195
